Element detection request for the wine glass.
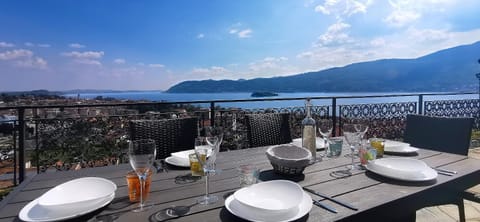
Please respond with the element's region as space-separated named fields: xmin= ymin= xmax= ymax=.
xmin=343 ymin=124 xmax=360 ymax=170
xmin=195 ymin=126 xmax=223 ymax=205
xmin=128 ymin=139 xmax=156 ymax=212
xmin=317 ymin=119 xmax=333 ymax=157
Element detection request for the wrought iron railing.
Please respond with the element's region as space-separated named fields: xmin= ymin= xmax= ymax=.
xmin=0 ymin=92 xmax=478 ymax=185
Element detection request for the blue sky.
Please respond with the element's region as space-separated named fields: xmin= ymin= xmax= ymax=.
xmin=1 ymin=0 xmax=480 ymax=91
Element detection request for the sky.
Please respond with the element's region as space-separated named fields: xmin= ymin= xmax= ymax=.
xmin=1 ymin=0 xmax=480 ymax=91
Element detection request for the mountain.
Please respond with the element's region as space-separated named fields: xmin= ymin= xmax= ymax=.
xmin=167 ymin=41 xmax=480 ymax=93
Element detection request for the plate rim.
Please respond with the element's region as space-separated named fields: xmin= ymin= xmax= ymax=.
xmin=225 ymin=190 xmax=312 ymax=222
xmin=365 ymin=158 xmax=437 ymax=181
xmin=19 ymin=192 xmax=115 ymax=222
xmin=384 ymin=140 xmax=418 ymax=154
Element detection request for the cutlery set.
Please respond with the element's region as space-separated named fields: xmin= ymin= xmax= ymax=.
xmin=303 ymin=187 xmax=358 ymax=214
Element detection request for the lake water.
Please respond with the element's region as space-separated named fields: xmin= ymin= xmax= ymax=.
xmin=64 ymin=91 xmax=478 ymax=109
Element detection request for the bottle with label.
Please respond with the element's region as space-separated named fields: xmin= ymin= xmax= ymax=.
xmin=302 ymin=99 xmax=317 ymax=163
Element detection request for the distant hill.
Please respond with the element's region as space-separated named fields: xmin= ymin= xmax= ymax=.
xmin=167 ymin=41 xmax=480 ymax=93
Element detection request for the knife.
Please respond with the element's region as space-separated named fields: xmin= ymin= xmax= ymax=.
xmin=312 ymin=200 xmax=337 ymax=213
xmin=436 ymin=168 xmax=457 ymax=175
xmin=303 ymin=187 xmax=358 ymax=211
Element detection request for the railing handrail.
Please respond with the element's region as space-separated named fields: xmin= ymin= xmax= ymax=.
xmin=0 ymin=91 xmax=476 ymax=110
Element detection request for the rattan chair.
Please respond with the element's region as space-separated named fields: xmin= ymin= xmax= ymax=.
xmin=404 ymin=114 xmax=474 ymax=222
xmin=245 ymin=113 xmax=292 ymax=148
xmin=129 ymin=118 xmax=197 ymax=160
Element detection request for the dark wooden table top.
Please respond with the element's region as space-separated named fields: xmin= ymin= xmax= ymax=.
xmin=2 ymin=139 xmax=480 ymax=222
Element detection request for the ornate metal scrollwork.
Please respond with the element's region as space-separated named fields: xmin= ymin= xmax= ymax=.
xmin=339 ymin=102 xmax=417 ymax=139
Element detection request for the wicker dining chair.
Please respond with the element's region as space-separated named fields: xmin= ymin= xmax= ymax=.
xmin=129 ymin=117 xmax=198 ymax=160
xmin=403 ymin=114 xmax=475 ymax=222
xmin=245 ymin=113 xmax=292 ymax=148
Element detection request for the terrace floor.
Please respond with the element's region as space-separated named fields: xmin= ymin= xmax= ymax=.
xmin=416 ymin=148 xmax=480 ymax=221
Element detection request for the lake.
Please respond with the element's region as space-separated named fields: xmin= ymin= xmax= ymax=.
xmin=64 ymin=91 xmax=478 ymax=109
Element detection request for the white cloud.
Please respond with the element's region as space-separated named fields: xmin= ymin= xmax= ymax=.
xmin=197 ymin=33 xmax=205 ymax=39
xmin=62 ymin=50 xmax=104 ymax=66
xmin=314 ymin=0 xmax=373 ymax=16
xmin=316 ymin=20 xmax=352 ymax=47
xmin=0 ymin=49 xmax=47 ymax=69
xmin=383 ymin=0 xmax=455 ymax=27
xmin=384 ymin=9 xmax=420 ymax=27
xmin=149 ymin=63 xmax=165 ymax=68
xmin=0 ymin=42 xmax=15 ymax=48
xmin=113 ymin=58 xmax=126 ymax=64
xmin=238 ymin=29 xmax=253 ymax=38
xmin=69 ymin=43 xmax=86 ymax=48
xmin=0 ymin=49 xmax=33 ymax=60
xmin=229 ymin=29 xmax=238 ymax=34
xmin=192 ymin=66 xmax=231 ymax=78
xmin=370 ymin=38 xmax=386 ymax=47
xmin=15 ymin=57 xmax=47 ymax=69
xmin=24 ymin=42 xmax=51 ymax=48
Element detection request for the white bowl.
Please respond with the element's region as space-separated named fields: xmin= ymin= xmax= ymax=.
xmin=233 ymin=180 xmax=303 ymax=213
xmin=38 ymin=177 xmax=117 ymax=210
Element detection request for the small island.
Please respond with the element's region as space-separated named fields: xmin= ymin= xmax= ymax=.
xmin=250 ymin=91 xmax=279 ymax=97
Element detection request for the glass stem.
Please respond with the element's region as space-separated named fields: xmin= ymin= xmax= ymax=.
xmin=205 ymin=171 xmax=210 ymax=197
xmin=350 ymin=145 xmax=355 ymax=168
xmin=139 ymin=175 xmax=145 ymax=209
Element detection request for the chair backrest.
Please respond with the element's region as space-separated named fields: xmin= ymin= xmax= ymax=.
xmin=129 ymin=117 xmax=197 ymax=159
xmin=245 ymin=113 xmax=292 ymax=148
xmin=403 ymin=114 xmax=473 ymax=156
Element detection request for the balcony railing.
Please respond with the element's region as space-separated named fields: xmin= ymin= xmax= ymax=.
xmin=0 ymin=92 xmax=478 ymax=186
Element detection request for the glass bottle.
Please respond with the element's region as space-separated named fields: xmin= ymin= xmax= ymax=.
xmin=302 ymin=98 xmax=317 ymax=163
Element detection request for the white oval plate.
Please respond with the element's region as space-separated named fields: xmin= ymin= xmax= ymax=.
xmin=170 ymin=149 xmax=195 ymax=161
xmin=384 ymin=140 xmax=419 ymax=154
xmin=233 ymin=180 xmax=303 ymax=212
xmin=366 ymin=158 xmax=437 ymax=181
xmin=165 ymin=156 xmax=190 ymax=167
xmin=38 ymin=177 xmax=116 ymax=208
xmin=226 ymin=191 xmax=312 ymax=222
xmin=291 ymin=138 xmax=326 ymax=149
xmin=20 ymin=193 xmax=114 ymax=222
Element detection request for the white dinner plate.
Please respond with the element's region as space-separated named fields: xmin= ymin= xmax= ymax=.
xmin=170 ymin=149 xmax=195 ymax=161
xmin=291 ymin=138 xmax=326 ymax=149
xmin=225 ymin=191 xmax=312 ymax=222
xmin=165 ymin=156 xmax=190 ymax=167
xmin=19 ymin=193 xmax=115 ymax=222
xmin=384 ymin=140 xmax=419 ymax=154
xmin=365 ymin=158 xmax=437 ymax=182
xmin=38 ymin=177 xmax=116 ymax=209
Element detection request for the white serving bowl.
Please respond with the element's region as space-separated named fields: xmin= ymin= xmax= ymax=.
xmin=233 ymin=180 xmax=303 ymax=213
xmin=38 ymin=177 xmax=117 ymax=210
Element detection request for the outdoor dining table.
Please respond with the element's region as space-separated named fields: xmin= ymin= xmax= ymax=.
xmin=1 ymin=137 xmax=480 ymax=222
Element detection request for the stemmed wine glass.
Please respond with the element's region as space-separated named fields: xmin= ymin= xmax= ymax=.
xmin=128 ymin=139 xmax=156 ymax=212
xmin=317 ymin=119 xmax=333 ymax=157
xmin=343 ymin=124 xmax=360 ymax=170
xmin=354 ymin=123 xmax=369 ymax=152
xmin=195 ymin=126 xmax=223 ymax=205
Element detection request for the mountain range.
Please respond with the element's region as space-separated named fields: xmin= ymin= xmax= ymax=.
xmin=167 ymin=41 xmax=480 ymax=93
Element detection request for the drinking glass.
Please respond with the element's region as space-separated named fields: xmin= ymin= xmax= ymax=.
xmin=343 ymin=124 xmax=360 ymax=170
xmin=128 ymin=139 xmax=156 ymax=212
xmin=317 ymin=119 xmax=333 ymax=156
xmin=195 ymin=126 xmax=223 ymax=205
